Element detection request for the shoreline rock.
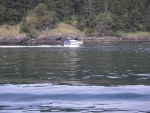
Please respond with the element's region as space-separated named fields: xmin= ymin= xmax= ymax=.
xmin=84 ymin=36 xmax=150 ymax=44
xmin=0 ymin=35 xmax=150 ymax=45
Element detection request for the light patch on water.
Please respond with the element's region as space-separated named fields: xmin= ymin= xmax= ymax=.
xmin=107 ymin=76 xmax=122 ymax=79
xmin=133 ymin=73 xmax=150 ymax=77
xmin=92 ymin=75 xmax=105 ymax=77
xmin=138 ymin=78 xmax=149 ymax=81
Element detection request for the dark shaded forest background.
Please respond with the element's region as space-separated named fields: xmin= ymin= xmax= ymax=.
xmin=0 ymin=0 xmax=150 ymax=36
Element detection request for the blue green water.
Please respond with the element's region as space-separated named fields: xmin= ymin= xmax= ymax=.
xmin=0 ymin=45 xmax=150 ymax=113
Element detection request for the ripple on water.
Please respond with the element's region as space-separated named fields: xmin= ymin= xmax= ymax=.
xmin=0 ymin=84 xmax=150 ymax=113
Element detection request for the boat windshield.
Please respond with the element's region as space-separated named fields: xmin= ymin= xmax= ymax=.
xmin=64 ymin=40 xmax=71 ymax=45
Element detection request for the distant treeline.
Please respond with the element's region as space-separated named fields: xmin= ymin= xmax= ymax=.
xmin=0 ymin=0 xmax=150 ymax=36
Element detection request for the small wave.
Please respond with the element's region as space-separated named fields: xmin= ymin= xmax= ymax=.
xmin=0 ymin=84 xmax=150 ymax=113
xmin=0 ymin=84 xmax=150 ymax=102
xmin=0 ymin=93 xmax=149 ymax=103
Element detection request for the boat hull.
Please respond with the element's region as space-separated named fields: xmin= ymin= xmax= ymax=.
xmin=63 ymin=40 xmax=83 ymax=47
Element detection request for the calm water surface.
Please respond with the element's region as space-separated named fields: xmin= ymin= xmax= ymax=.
xmin=0 ymin=45 xmax=150 ymax=113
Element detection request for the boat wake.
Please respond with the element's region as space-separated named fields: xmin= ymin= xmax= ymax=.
xmin=0 ymin=45 xmax=81 ymax=48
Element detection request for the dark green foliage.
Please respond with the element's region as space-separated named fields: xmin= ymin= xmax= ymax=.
xmin=20 ymin=18 xmax=30 ymax=33
xmin=20 ymin=4 xmax=56 ymax=38
xmin=93 ymin=12 xmax=114 ymax=36
xmin=0 ymin=5 xmax=6 ymax=24
xmin=0 ymin=0 xmax=150 ymax=35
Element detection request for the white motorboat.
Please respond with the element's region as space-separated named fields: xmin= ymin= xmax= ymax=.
xmin=63 ymin=39 xmax=83 ymax=47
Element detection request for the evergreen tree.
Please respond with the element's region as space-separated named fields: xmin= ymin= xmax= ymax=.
xmin=0 ymin=0 xmax=150 ymax=33
xmin=85 ymin=0 xmax=96 ymax=26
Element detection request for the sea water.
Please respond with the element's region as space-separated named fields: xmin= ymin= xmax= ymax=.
xmin=0 ymin=45 xmax=150 ymax=113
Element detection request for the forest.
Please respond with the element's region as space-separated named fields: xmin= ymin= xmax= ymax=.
xmin=0 ymin=0 xmax=150 ymax=36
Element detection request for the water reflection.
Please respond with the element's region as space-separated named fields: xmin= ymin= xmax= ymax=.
xmin=0 ymin=45 xmax=150 ymax=85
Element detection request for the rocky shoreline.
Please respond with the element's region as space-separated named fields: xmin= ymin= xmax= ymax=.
xmin=0 ymin=34 xmax=150 ymax=45
xmin=84 ymin=36 xmax=150 ymax=44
